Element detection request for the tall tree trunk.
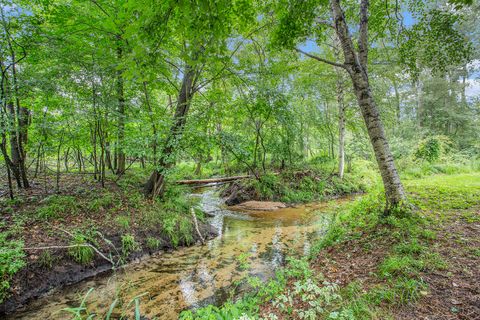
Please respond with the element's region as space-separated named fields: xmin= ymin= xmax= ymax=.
xmin=116 ymin=42 xmax=126 ymax=175
xmin=331 ymin=0 xmax=407 ymax=210
xmin=392 ymin=78 xmax=401 ymax=122
xmin=144 ymin=65 xmax=195 ymax=197
xmin=336 ymin=71 xmax=346 ymax=179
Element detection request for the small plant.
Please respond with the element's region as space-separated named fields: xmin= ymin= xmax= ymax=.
xmin=68 ymin=233 xmax=94 ymax=264
xmin=87 ymin=192 xmax=116 ymax=212
xmin=237 ymin=252 xmax=251 ymax=271
xmin=38 ymin=250 xmax=56 ymax=269
xmin=146 ymin=237 xmax=161 ymax=250
xmin=121 ymin=234 xmax=140 ymax=256
xmin=115 ymin=215 xmax=130 ymax=231
xmin=379 ymin=255 xmax=423 ymax=279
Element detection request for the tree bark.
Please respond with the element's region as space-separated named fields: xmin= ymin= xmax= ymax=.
xmin=336 ymin=71 xmax=346 ymax=179
xmin=330 ymin=0 xmax=407 ymax=209
xmin=116 ymin=41 xmax=126 ymax=175
xmin=144 ymin=65 xmax=196 ymax=197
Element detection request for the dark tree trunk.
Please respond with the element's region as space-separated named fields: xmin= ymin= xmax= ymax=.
xmin=144 ymin=65 xmax=195 ymax=197
xmin=116 ymin=42 xmax=126 ymax=175
xmin=336 ymin=70 xmax=346 ymax=179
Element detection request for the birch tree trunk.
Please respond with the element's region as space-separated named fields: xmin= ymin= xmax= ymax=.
xmin=330 ymin=0 xmax=407 ymax=209
xmin=334 ymin=41 xmax=346 ymax=179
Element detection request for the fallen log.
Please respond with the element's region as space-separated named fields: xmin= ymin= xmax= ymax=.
xmin=176 ymin=175 xmax=252 ymax=185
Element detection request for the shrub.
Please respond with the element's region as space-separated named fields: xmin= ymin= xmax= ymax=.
xmin=414 ymin=135 xmax=453 ymax=163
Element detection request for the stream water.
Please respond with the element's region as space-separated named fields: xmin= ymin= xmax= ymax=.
xmin=9 ymin=188 xmax=352 ymax=320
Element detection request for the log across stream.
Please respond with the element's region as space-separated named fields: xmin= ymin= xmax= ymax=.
xmin=8 ymin=188 xmax=355 ymax=320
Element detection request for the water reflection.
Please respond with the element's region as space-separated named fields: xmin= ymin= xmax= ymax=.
xmin=9 ymin=190 xmax=352 ymax=320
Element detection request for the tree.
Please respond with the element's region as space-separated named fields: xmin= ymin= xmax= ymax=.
xmin=274 ymin=0 xmax=472 ymax=211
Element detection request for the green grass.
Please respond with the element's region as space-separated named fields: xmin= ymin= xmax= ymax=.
xmin=237 ymin=166 xmax=366 ymax=205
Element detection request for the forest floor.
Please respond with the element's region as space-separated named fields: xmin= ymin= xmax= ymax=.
xmin=0 ymin=171 xmax=216 ymax=315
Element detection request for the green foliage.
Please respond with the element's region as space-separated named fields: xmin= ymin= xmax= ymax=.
xmin=379 ymin=255 xmax=423 ymax=279
xmin=38 ymin=250 xmax=57 ymax=269
xmin=121 ymin=234 xmax=140 ymax=256
xmin=115 ymin=215 xmax=130 ymax=231
xmin=140 ymin=186 xmax=194 ymax=247
xmin=414 ymin=136 xmax=453 ymax=163
xmin=0 ymin=232 xmax=25 ymax=303
xmin=36 ymin=195 xmax=78 ymax=220
xmin=146 ymin=237 xmax=161 ymax=250
xmin=243 ymin=168 xmax=364 ymax=204
xmin=400 ymin=9 xmax=472 ymax=76
xmin=87 ymin=192 xmax=117 ymax=212
xmin=237 ymin=252 xmax=252 ymax=271
xmin=310 ymin=190 xmax=384 ymax=256
xmin=68 ymin=233 xmax=94 ymax=264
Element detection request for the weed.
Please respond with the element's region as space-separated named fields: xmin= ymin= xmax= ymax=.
xmin=87 ymin=192 xmax=116 ymax=212
xmin=237 ymin=252 xmax=251 ymax=271
xmin=38 ymin=250 xmax=57 ymax=269
xmin=393 ymin=240 xmax=425 ymax=255
xmin=121 ymin=234 xmax=140 ymax=256
xmin=68 ymin=233 xmax=94 ymax=264
xmin=146 ymin=237 xmax=161 ymax=250
xmin=379 ymin=255 xmax=423 ymax=279
xmin=115 ymin=215 xmax=130 ymax=231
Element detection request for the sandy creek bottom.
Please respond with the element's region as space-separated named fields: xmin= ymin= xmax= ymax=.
xmin=10 ymin=189 xmax=354 ymax=320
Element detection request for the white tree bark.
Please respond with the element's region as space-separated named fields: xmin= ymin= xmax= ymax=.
xmin=330 ymin=0 xmax=407 ymax=208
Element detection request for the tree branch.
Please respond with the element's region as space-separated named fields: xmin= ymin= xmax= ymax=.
xmin=295 ymin=48 xmax=348 ymax=70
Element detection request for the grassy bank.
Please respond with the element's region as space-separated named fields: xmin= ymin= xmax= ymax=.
xmin=221 ymin=162 xmax=374 ymax=205
xmin=181 ymin=172 xmax=480 ymax=319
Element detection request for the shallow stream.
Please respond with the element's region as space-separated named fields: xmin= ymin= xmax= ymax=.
xmin=10 ymin=188 xmax=352 ymax=319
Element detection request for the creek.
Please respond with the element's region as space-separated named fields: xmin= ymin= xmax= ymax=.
xmin=9 ymin=187 xmax=353 ymax=319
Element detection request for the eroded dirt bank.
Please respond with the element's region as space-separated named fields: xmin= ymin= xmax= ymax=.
xmin=1 ymin=222 xmax=217 ymax=315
